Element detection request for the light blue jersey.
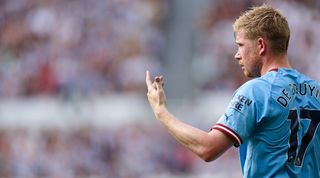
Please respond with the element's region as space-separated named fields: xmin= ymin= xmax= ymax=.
xmin=212 ymin=68 xmax=320 ymax=178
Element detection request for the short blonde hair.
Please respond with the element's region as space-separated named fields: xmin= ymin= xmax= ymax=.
xmin=233 ymin=5 xmax=290 ymax=55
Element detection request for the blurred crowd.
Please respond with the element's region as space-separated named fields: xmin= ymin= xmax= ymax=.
xmin=0 ymin=0 xmax=319 ymax=96
xmin=192 ymin=0 xmax=320 ymax=91
xmin=0 ymin=0 xmax=166 ymax=98
xmin=0 ymin=124 xmax=238 ymax=178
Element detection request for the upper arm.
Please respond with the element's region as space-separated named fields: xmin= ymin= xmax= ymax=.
xmin=212 ymin=79 xmax=271 ymax=147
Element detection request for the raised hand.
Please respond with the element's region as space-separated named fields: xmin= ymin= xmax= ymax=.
xmin=145 ymin=70 xmax=167 ymax=117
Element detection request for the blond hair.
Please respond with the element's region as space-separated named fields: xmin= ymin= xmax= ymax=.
xmin=233 ymin=5 xmax=290 ymax=55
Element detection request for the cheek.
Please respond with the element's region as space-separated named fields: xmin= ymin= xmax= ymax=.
xmin=241 ymin=48 xmax=250 ymax=58
xmin=241 ymin=50 xmax=250 ymax=63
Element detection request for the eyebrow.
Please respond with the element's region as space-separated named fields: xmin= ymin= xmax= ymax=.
xmin=235 ymin=41 xmax=243 ymax=45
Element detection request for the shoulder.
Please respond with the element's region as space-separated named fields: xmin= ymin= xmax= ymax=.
xmin=236 ymin=77 xmax=272 ymax=97
xmin=228 ymin=77 xmax=272 ymax=114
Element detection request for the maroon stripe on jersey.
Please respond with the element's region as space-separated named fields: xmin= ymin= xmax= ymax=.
xmin=212 ymin=124 xmax=242 ymax=147
xmin=269 ymin=68 xmax=278 ymax=72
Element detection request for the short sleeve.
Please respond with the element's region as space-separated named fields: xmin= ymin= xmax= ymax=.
xmin=212 ymin=79 xmax=270 ymax=147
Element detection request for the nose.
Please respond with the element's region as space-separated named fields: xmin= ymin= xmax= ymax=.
xmin=234 ymin=50 xmax=241 ymax=60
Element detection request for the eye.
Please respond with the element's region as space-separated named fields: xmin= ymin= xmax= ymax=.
xmin=236 ymin=42 xmax=243 ymax=47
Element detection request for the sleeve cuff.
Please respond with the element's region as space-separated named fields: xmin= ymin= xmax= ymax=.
xmin=211 ymin=124 xmax=243 ymax=147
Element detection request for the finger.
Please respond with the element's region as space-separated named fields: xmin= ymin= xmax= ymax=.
xmin=155 ymin=75 xmax=164 ymax=83
xmin=155 ymin=75 xmax=164 ymax=91
xmin=160 ymin=75 xmax=164 ymax=87
xmin=146 ymin=70 xmax=154 ymax=91
xmin=152 ymin=82 xmax=157 ymax=90
xmin=155 ymin=76 xmax=160 ymax=83
xmin=154 ymin=76 xmax=160 ymax=90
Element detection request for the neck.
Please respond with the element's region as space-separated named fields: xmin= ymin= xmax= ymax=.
xmin=261 ymin=54 xmax=291 ymax=75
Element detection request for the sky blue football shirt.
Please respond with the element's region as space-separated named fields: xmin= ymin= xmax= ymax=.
xmin=212 ymin=68 xmax=320 ymax=178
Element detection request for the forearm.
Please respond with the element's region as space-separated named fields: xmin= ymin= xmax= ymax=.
xmin=155 ymin=107 xmax=214 ymax=160
xmin=146 ymin=71 xmax=233 ymax=161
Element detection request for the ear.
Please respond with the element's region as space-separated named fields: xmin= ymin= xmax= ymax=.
xmin=257 ymin=37 xmax=267 ymax=56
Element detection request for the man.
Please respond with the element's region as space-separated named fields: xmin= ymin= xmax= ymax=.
xmin=146 ymin=5 xmax=320 ymax=178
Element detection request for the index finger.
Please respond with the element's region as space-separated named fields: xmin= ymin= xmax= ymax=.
xmin=146 ymin=70 xmax=154 ymax=91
